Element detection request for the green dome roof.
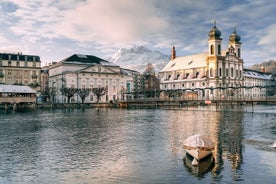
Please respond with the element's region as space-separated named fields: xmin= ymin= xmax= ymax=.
xmin=208 ymin=25 xmax=221 ymax=39
xmin=229 ymin=29 xmax=241 ymax=43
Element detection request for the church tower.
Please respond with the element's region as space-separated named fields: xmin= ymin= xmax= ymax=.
xmin=206 ymin=20 xmax=223 ymax=99
xmin=208 ymin=20 xmax=222 ymax=56
xmin=228 ymin=26 xmax=242 ymax=58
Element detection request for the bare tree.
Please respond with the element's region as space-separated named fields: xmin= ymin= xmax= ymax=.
xmin=92 ymin=87 xmax=107 ymax=103
xmin=60 ymin=87 xmax=78 ymax=103
xmin=77 ymin=88 xmax=91 ymax=104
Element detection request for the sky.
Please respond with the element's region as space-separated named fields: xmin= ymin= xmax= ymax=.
xmin=0 ymin=0 xmax=276 ymax=67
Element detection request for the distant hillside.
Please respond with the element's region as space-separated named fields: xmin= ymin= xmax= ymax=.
xmin=248 ymin=60 xmax=276 ymax=74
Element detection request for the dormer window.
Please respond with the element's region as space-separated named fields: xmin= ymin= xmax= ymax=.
xmin=184 ymin=73 xmax=189 ymax=79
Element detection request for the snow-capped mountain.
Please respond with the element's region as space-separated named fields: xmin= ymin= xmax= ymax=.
xmin=108 ymin=46 xmax=169 ymax=73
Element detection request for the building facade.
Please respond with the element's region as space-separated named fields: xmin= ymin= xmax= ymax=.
xmin=159 ymin=22 xmax=275 ymax=100
xmin=0 ymin=53 xmax=41 ymax=92
xmin=48 ymin=54 xmax=135 ymax=103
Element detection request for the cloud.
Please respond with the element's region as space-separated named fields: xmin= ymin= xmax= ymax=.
xmin=258 ymin=24 xmax=276 ymax=46
xmin=1 ymin=0 xmax=276 ymax=65
xmin=5 ymin=0 xmax=169 ymax=43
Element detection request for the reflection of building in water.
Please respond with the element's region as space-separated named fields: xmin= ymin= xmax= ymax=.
xmin=167 ymin=110 xmax=244 ymax=180
xmin=212 ymin=110 xmax=244 ymax=181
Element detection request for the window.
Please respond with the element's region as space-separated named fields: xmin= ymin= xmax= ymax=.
xmin=0 ymin=61 xmax=2 ymax=66
xmin=218 ymin=44 xmax=221 ymax=55
xmin=24 ymin=62 xmax=28 ymax=67
xmin=16 ymin=61 xmax=20 ymax=67
xmin=219 ymin=68 xmax=222 ymax=77
xmin=210 ymin=45 xmax=214 ymax=55
xmin=210 ymin=68 xmax=213 ymax=77
xmin=238 ymin=48 xmax=241 ymax=57
xmin=184 ymin=73 xmax=189 ymax=79
xmin=226 ymin=68 xmax=229 ymax=77
xmin=8 ymin=61 xmax=11 ymax=66
xmin=231 ymin=67 xmax=234 ymax=77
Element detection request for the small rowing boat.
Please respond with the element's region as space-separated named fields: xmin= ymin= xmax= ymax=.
xmin=183 ymin=134 xmax=214 ymax=165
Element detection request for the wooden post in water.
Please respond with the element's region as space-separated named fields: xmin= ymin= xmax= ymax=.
xmin=13 ymin=103 xmax=17 ymax=111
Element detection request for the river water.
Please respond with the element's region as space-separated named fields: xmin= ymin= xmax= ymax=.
xmin=0 ymin=105 xmax=275 ymax=184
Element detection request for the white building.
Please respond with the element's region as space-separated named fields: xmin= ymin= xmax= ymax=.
xmin=48 ymin=54 xmax=135 ymax=103
xmin=159 ymin=22 xmax=275 ymax=100
xmin=243 ymin=68 xmax=276 ymax=100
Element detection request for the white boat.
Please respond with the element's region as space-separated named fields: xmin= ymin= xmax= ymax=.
xmin=183 ymin=134 xmax=214 ymax=165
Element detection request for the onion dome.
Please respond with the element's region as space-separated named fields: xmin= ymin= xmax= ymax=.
xmin=229 ymin=26 xmax=241 ymax=43
xmin=208 ymin=20 xmax=221 ymax=39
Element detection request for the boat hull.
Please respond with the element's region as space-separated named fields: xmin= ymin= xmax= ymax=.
xmin=185 ymin=148 xmax=212 ymax=160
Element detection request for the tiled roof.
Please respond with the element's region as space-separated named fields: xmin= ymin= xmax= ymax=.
xmin=0 ymin=85 xmax=36 ymax=93
xmin=160 ymin=53 xmax=208 ymax=72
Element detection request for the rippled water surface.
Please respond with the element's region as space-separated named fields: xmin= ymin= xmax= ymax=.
xmin=0 ymin=105 xmax=275 ymax=184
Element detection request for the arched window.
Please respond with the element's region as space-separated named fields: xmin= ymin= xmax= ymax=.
xmin=210 ymin=68 xmax=213 ymax=77
xmin=219 ymin=68 xmax=222 ymax=77
xmin=210 ymin=45 xmax=214 ymax=55
xmin=238 ymin=48 xmax=241 ymax=57
xmin=226 ymin=68 xmax=229 ymax=77
xmin=231 ymin=67 xmax=234 ymax=77
xmin=218 ymin=44 xmax=221 ymax=55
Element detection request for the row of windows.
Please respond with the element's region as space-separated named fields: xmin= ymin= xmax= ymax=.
xmin=210 ymin=44 xmax=221 ymax=55
xmin=0 ymin=61 xmax=37 ymax=67
xmin=210 ymin=67 xmax=242 ymax=78
xmin=0 ymin=54 xmax=39 ymax=62
xmin=165 ymin=72 xmax=202 ymax=81
xmin=210 ymin=44 xmax=240 ymax=57
xmin=163 ymin=82 xmax=206 ymax=89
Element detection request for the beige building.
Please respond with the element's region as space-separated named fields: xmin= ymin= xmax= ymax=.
xmin=0 ymin=53 xmax=41 ymax=92
xmin=160 ymin=22 xmax=244 ymax=100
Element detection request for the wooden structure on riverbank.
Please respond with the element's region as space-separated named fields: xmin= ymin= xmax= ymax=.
xmin=0 ymin=84 xmax=37 ymax=111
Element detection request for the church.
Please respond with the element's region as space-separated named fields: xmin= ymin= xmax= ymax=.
xmin=159 ymin=21 xmax=272 ymax=101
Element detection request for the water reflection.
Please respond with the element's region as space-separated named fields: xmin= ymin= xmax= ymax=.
xmin=0 ymin=106 xmax=275 ymax=184
xmin=183 ymin=153 xmax=214 ymax=177
xmin=165 ymin=106 xmax=245 ymax=182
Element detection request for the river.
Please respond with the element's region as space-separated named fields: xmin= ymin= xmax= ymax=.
xmin=0 ymin=105 xmax=275 ymax=183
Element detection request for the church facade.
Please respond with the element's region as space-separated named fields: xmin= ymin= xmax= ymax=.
xmin=159 ymin=22 xmax=275 ymax=101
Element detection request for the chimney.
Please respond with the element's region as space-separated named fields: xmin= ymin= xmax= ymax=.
xmin=261 ymin=66 xmax=265 ymax=72
xmin=171 ymin=45 xmax=176 ymax=60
